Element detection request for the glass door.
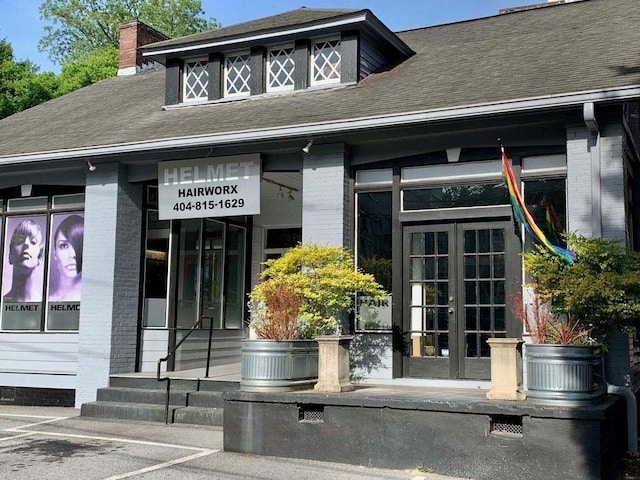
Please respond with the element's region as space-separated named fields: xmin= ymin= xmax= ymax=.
xmin=201 ymin=220 xmax=225 ymax=328
xmin=403 ymin=221 xmax=520 ymax=379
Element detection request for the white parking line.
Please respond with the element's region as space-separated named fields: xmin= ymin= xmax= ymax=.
xmin=0 ymin=414 xmax=70 ymax=442
xmin=5 ymin=428 xmax=216 ymax=452
xmin=1 ymin=413 xmax=221 ymax=478
xmin=102 ymin=450 xmax=219 ymax=480
xmin=0 ymin=414 xmax=69 ymax=430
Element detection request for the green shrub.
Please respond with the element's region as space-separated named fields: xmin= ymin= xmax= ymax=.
xmin=249 ymin=243 xmax=387 ymax=339
xmin=523 ymin=234 xmax=640 ymax=345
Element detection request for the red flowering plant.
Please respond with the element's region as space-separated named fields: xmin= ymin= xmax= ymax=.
xmin=510 ymin=291 xmax=593 ymax=345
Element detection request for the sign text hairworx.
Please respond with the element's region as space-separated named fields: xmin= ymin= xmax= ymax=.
xmin=157 ymin=154 xmax=261 ymax=220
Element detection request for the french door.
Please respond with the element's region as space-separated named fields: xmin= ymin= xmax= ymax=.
xmin=403 ymin=221 xmax=520 ymax=379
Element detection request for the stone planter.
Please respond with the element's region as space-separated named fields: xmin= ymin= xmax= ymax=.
xmin=240 ymin=339 xmax=318 ymax=392
xmin=314 ymin=335 xmax=355 ymax=393
xmin=526 ymin=343 xmax=605 ymax=406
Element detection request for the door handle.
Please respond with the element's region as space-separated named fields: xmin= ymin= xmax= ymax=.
xmin=448 ymin=307 xmax=455 ymax=314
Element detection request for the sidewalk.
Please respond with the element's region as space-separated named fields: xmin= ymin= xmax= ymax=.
xmin=0 ymin=405 xmax=471 ymax=480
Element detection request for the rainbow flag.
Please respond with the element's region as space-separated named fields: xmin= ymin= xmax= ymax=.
xmin=501 ymin=146 xmax=576 ymax=265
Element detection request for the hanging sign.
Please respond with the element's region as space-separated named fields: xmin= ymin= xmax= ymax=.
xmin=158 ymin=154 xmax=261 ymax=220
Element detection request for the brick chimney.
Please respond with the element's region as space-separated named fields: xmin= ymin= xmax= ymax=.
xmin=118 ymin=20 xmax=169 ymax=76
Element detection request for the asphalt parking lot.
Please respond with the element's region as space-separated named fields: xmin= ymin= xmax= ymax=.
xmin=0 ymin=406 xmax=468 ymax=480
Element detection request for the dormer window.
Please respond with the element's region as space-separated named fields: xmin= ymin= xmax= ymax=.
xmin=225 ymin=52 xmax=251 ymax=98
xmin=267 ymin=46 xmax=295 ymax=92
xmin=183 ymin=58 xmax=209 ymax=101
xmin=151 ymin=8 xmax=415 ymax=107
xmin=311 ymin=38 xmax=341 ymax=86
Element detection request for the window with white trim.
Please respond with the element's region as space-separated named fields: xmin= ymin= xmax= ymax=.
xmin=267 ymin=46 xmax=295 ymax=92
xmin=225 ymin=52 xmax=251 ymax=97
xmin=311 ymin=38 xmax=341 ymax=86
xmin=183 ymin=59 xmax=209 ymax=101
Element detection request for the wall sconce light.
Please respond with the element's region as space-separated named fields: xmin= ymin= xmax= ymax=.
xmin=302 ymin=139 xmax=314 ymax=154
xmin=277 ymin=186 xmax=284 ymax=199
xmin=87 ymin=161 xmax=97 ymax=172
xmin=21 ymin=184 xmax=32 ymax=197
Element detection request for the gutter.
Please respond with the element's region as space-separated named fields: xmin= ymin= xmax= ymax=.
xmin=1 ymin=85 xmax=640 ymax=166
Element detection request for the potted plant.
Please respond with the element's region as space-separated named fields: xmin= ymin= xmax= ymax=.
xmin=242 ymin=243 xmax=387 ymax=393
xmin=518 ymin=234 xmax=640 ymax=405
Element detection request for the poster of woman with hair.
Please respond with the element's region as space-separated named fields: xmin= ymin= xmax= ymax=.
xmin=46 ymin=212 xmax=84 ymax=330
xmin=1 ymin=215 xmax=47 ymax=330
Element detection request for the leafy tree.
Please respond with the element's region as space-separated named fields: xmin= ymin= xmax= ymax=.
xmin=0 ymin=39 xmax=59 ymax=119
xmin=57 ymin=45 xmax=119 ymax=95
xmin=39 ymin=0 xmax=219 ymax=64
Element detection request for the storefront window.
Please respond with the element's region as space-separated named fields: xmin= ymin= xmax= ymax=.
xmin=201 ymin=220 xmax=224 ymax=328
xmin=356 ymin=191 xmax=392 ymax=330
xmin=142 ymin=211 xmax=169 ymax=327
xmin=523 ymin=178 xmax=567 ymax=249
xmin=176 ymin=219 xmax=201 ymax=329
xmin=224 ymin=225 xmax=246 ymax=329
xmin=46 ymin=212 xmax=84 ymax=330
xmin=403 ymin=183 xmax=509 ymax=211
xmin=0 ymin=193 xmax=84 ymax=332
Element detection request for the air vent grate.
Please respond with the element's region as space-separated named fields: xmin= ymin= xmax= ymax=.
xmin=490 ymin=415 xmax=523 ymax=438
xmin=298 ymin=404 xmax=324 ymax=423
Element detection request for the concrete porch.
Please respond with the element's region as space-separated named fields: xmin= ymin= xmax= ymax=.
xmin=223 ymin=384 xmax=628 ymax=480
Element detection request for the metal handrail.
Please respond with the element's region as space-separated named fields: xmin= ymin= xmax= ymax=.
xmin=157 ymin=315 xmax=214 ymax=424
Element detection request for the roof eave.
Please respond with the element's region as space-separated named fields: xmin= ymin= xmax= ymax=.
xmin=142 ymin=11 xmax=369 ymax=62
xmin=2 ymin=85 xmax=639 ymax=165
xmin=142 ymin=10 xmax=413 ymax=63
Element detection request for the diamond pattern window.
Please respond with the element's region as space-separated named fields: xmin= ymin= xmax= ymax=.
xmin=184 ymin=60 xmax=209 ymax=101
xmin=225 ymin=53 xmax=251 ymax=97
xmin=267 ymin=47 xmax=295 ymax=92
xmin=311 ymin=39 xmax=341 ymax=86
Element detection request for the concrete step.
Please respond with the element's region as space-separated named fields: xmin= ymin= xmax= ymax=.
xmin=199 ymin=380 xmax=240 ymax=392
xmin=186 ymin=391 xmax=225 ymax=408
xmin=109 ymin=376 xmax=199 ymax=391
xmin=96 ymin=387 xmax=189 ymax=406
xmin=81 ymin=401 xmax=179 ymax=423
xmin=81 ymin=376 xmax=241 ymax=426
xmin=173 ymin=406 xmax=224 ymax=426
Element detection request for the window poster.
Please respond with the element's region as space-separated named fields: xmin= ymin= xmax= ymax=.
xmin=1 ymin=215 xmax=47 ymax=330
xmin=46 ymin=212 xmax=84 ymax=330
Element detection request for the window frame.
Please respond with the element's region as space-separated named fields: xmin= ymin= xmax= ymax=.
xmin=182 ymin=56 xmax=210 ymax=102
xmin=0 ymin=192 xmax=86 ymax=333
xmin=224 ymin=50 xmax=252 ymax=99
xmin=310 ymin=36 xmax=342 ymax=87
xmin=266 ymin=44 xmax=296 ymax=93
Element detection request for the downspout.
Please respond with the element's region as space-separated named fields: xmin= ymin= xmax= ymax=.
xmin=583 ymin=102 xmax=602 ymax=237
xmin=607 ymin=375 xmax=639 ymax=454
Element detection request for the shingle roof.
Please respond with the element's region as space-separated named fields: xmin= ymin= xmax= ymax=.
xmin=1 ymin=0 xmax=639 ymax=159
xmin=144 ymin=8 xmax=362 ymax=51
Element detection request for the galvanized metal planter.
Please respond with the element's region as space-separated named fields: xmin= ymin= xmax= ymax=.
xmin=240 ymin=339 xmax=318 ymax=392
xmin=526 ymin=344 xmax=605 ymax=406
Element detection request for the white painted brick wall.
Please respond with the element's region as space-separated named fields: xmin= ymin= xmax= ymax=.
xmin=566 ymin=125 xmax=593 ymax=237
xmin=75 ymin=163 xmax=142 ymax=407
xmin=600 ymin=124 xmax=625 ymax=241
xmin=302 ymin=144 xmax=349 ymax=247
